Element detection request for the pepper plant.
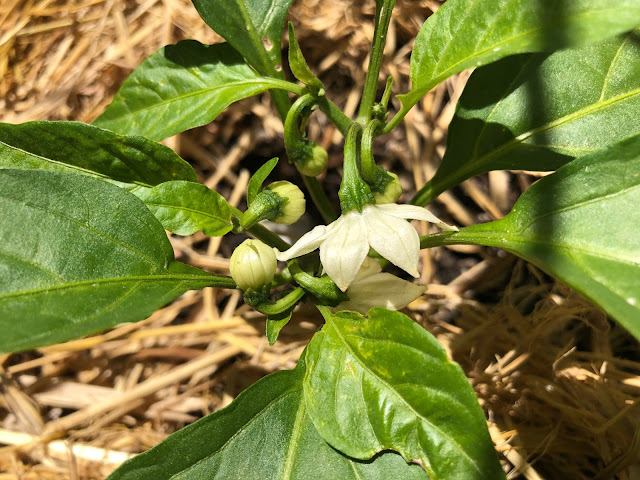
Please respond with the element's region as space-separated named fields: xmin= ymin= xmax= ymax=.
xmin=1 ymin=0 xmax=640 ymax=478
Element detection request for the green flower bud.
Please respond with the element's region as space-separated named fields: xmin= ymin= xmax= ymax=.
xmin=229 ymin=239 xmax=277 ymax=291
xmin=266 ymin=181 xmax=306 ymax=225
xmin=373 ymin=172 xmax=402 ymax=204
xmin=295 ymin=143 xmax=328 ymax=177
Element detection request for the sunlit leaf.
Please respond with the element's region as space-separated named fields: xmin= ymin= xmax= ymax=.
xmin=108 ymin=355 xmax=428 ymax=480
xmin=248 ymin=157 xmax=278 ymax=206
xmin=304 ymin=307 xmax=504 ymax=480
xmin=0 ymin=121 xmax=196 ymax=190
xmin=0 ymin=170 xmax=233 ymax=353
xmin=94 ymin=41 xmax=301 ymax=141
xmin=191 ymin=0 xmax=293 ymax=78
xmin=135 ymin=181 xmax=232 ymax=236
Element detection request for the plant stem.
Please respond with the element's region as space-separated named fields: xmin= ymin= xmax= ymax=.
xmin=316 ymin=95 xmax=353 ymax=136
xmin=231 ymin=207 xmax=291 ymax=251
xmin=252 ymin=287 xmax=305 ymax=316
xmin=356 ymin=0 xmax=396 ymax=124
xmin=303 ymin=175 xmax=338 ymax=223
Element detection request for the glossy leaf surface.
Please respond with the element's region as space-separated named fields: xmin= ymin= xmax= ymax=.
xmin=415 ymin=31 xmax=640 ymax=205
xmin=449 ymin=135 xmax=640 ymax=340
xmin=0 ymin=121 xmax=196 ymax=190
xmin=108 ymin=356 xmax=428 ymax=480
xmin=405 ymin=0 xmax=640 ymax=110
xmin=304 ymin=308 xmax=503 ymax=480
xmin=135 ymin=181 xmax=232 ymax=236
xmin=191 ymin=0 xmax=292 ymax=78
xmin=94 ymin=41 xmax=302 ymax=141
xmin=0 ymin=170 xmax=234 ymax=353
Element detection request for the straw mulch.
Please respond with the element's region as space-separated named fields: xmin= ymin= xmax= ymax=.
xmin=1 ymin=0 xmax=639 ymax=479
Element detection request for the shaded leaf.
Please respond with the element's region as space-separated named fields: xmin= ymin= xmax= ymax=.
xmin=414 ymin=31 xmax=640 ymax=205
xmin=266 ymin=309 xmax=292 ymax=345
xmin=448 ymin=135 xmax=640 ymax=340
xmin=304 ymin=308 xmax=503 ymax=480
xmin=0 ymin=170 xmax=234 ymax=353
xmin=404 ymin=0 xmax=640 ymax=110
xmin=0 ymin=121 xmax=196 ymax=190
xmin=108 ymin=355 xmax=428 ymax=480
xmin=135 ymin=181 xmax=232 ymax=236
xmin=94 ymin=41 xmax=301 ymax=141
xmin=248 ymin=157 xmax=278 ymax=206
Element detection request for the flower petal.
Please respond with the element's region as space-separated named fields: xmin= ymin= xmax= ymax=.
xmin=319 ymin=212 xmax=368 ymax=291
xmin=336 ymin=272 xmax=426 ymax=315
xmin=275 ymin=224 xmax=330 ymax=261
xmin=376 ymin=203 xmax=458 ymax=231
xmin=365 ymin=206 xmax=420 ymax=277
xmin=351 ymin=257 xmax=383 ymax=283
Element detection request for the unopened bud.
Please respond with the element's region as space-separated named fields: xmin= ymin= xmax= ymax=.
xmin=373 ymin=172 xmax=402 ymax=204
xmin=229 ymin=239 xmax=277 ymax=291
xmin=295 ymin=143 xmax=328 ymax=177
xmin=267 ymin=181 xmax=306 ymax=225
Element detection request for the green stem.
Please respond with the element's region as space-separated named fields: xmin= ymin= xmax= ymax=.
xmin=356 ymin=0 xmax=396 ymax=124
xmin=360 ymin=119 xmax=383 ymax=182
xmin=251 ymin=287 xmax=305 ymax=316
xmin=382 ymin=100 xmax=412 ymax=134
xmin=339 ymin=124 xmax=374 ymax=212
xmin=231 ymin=207 xmax=291 ymax=251
xmin=316 ymin=95 xmax=353 ymax=137
xmin=303 ymin=175 xmax=338 ymax=223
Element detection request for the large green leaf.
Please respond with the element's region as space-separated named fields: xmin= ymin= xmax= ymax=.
xmin=447 ymin=135 xmax=640 ymax=340
xmin=403 ymin=0 xmax=640 ymax=112
xmin=414 ymin=31 xmax=640 ymax=205
xmin=304 ymin=308 xmax=504 ymax=480
xmin=134 ymin=181 xmax=233 ymax=236
xmin=0 ymin=170 xmax=234 ymax=353
xmin=191 ymin=0 xmax=292 ymax=78
xmin=0 ymin=121 xmax=196 ymax=191
xmin=108 ymin=355 xmax=428 ymax=480
xmin=93 ymin=41 xmax=302 ymax=141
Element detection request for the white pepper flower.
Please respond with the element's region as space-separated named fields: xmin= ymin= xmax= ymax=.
xmin=230 ymin=239 xmax=277 ymax=291
xmin=275 ymin=203 xmax=457 ymax=291
xmin=334 ymin=258 xmax=426 ymax=315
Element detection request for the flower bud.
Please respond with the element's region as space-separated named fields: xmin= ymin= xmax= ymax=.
xmin=229 ymin=239 xmax=277 ymax=291
xmin=295 ymin=143 xmax=328 ymax=177
xmin=373 ymin=172 xmax=402 ymax=204
xmin=266 ymin=181 xmax=306 ymax=225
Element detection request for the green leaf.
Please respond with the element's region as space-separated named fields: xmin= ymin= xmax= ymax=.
xmin=0 ymin=170 xmax=234 ymax=353
xmin=266 ymin=309 xmax=292 ymax=346
xmin=108 ymin=355 xmax=429 ymax=480
xmin=94 ymin=41 xmax=303 ymax=141
xmin=0 ymin=121 xmax=196 ymax=190
xmin=191 ymin=0 xmax=293 ymax=79
xmin=414 ymin=31 xmax=640 ymax=205
xmin=404 ymin=0 xmax=640 ymax=111
xmin=288 ymin=22 xmax=323 ymax=92
xmin=449 ymin=135 xmax=640 ymax=340
xmin=134 ymin=181 xmax=232 ymax=236
xmin=304 ymin=308 xmax=503 ymax=480
xmin=248 ymin=157 xmax=278 ymax=206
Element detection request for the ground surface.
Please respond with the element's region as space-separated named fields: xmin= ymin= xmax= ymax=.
xmin=0 ymin=1 xmax=639 ymax=479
